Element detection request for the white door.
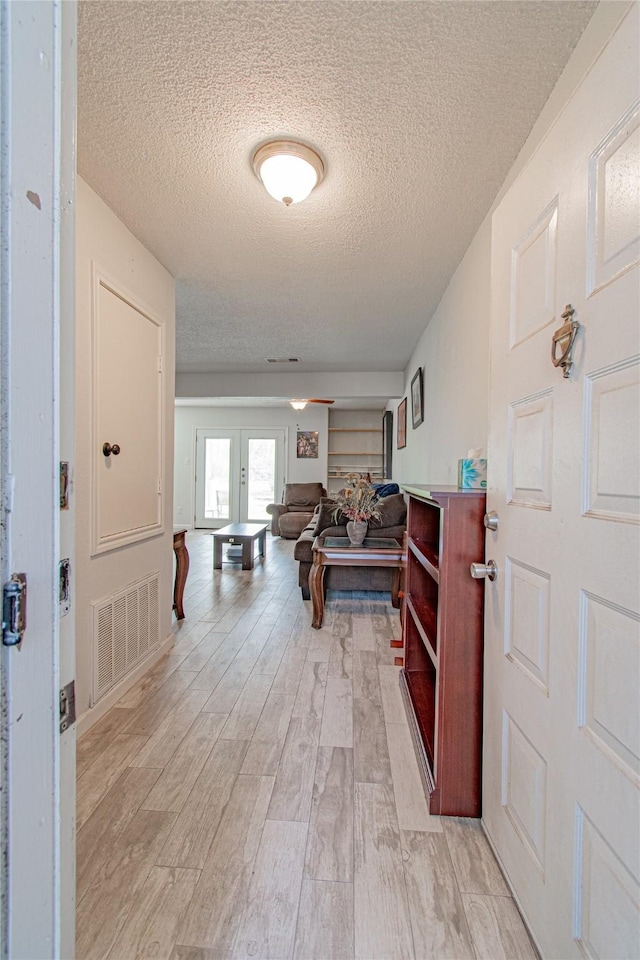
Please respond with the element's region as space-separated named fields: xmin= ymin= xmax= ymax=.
xmin=195 ymin=428 xmax=285 ymax=527
xmin=484 ymin=7 xmax=639 ymax=959
xmin=1 ymin=1 xmax=76 ymax=956
xmin=93 ymin=276 xmax=164 ymax=554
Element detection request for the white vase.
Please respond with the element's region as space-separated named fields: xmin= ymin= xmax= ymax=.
xmin=346 ymin=520 xmax=367 ymax=545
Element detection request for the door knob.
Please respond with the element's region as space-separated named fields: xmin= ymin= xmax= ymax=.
xmin=470 ymin=560 xmax=498 ymax=581
xmin=484 ymin=511 xmax=499 ymax=531
xmin=103 ymin=442 xmax=121 ymax=457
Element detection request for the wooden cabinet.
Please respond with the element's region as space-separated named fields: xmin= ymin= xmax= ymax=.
xmin=400 ymin=485 xmax=486 ymax=817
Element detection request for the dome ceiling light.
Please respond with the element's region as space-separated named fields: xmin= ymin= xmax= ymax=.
xmin=253 ymin=140 xmax=325 ymax=206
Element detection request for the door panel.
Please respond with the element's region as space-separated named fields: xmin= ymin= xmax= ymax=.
xmin=484 ymin=8 xmax=639 ymax=958
xmin=94 ymin=276 xmax=164 ymax=553
xmin=242 ymin=432 xmax=281 ymax=523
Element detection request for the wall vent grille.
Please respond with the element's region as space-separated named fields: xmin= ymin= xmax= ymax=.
xmin=92 ymin=571 xmax=161 ymax=704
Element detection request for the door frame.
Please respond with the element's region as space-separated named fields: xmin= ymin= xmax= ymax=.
xmin=0 ymin=1 xmax=76 ymax=955
xmin=194 ymin=426 xmax=287 ymax=528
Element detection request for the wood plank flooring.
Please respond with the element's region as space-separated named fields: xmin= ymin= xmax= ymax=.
xmin=76 ymin=531 xmax=537 ymax=960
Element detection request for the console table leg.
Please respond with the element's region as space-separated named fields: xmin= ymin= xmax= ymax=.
xmin=391 ymin=568 xmax=401 ymax=608
xmin=310 ymin=556 xmax=326 ymax=629
xmin=173 ymin=531 xmax=189 ymax=620
xmin=213 ymin=537 xmax=223 ymax=570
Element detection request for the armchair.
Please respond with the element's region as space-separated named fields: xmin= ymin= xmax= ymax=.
xmin=266 ymin=482 xmax=327 ymax=538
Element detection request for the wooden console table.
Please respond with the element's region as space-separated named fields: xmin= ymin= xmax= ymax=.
xmin=310 ymin=536 xmax=404 ymax=629
xmin=172 ymin=527 xmax=189 ymax=620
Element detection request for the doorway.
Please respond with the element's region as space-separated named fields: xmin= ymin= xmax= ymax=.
xmin=194 ymin=428 xmax=286 ymax=527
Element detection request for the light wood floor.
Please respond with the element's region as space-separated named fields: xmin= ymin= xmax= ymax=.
xmin=76 ymin=531 xmax=537 ymax=960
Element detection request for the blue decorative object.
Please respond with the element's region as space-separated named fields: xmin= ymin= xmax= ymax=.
xmin=372 ymin=482 xmax=401 ymax=498
xmin=457 ymin=459 xmax=487 ymax=489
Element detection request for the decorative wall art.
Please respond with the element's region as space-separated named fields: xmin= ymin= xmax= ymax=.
xmin=296 ymin=431 xmax=319 ymax=459
xmin=382 ymin=410 xmax=393 ymax=479
xmin=411 ymin=367 xmax=424 ymax=428
xmin=397 ymin=398 xmax=407 ymax=449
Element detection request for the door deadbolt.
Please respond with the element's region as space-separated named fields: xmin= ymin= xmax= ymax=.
xmin=470 ymin=560 xmax=498 ymax=582
xmin=484 ymin=511 xmax=499 ymax=531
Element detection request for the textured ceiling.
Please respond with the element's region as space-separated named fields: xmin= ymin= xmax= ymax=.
xmin=78 ymin=0 xmax=596 ymax=376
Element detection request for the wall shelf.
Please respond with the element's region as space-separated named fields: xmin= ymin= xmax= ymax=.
xmin=327 ymin=410 xmax=386 ymax=494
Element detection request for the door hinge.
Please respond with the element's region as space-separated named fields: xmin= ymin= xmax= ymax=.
xmin=2 ymin=573 xmax=27 ymax=646
xmin=59 ymin=680 xmax=76 ymax=733
xmin=158 ymin=478 xmax=163 ymax=494
xmin=158 ymin=355 xmax=163 ymax=373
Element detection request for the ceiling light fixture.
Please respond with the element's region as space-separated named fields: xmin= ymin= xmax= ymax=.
xmin=253 ymin=140 xmax=325 ymax=206
xmin=289 ymin=399 xmax=308 ymax=410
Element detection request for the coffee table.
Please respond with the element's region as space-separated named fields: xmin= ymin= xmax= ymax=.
xmin=212 ymin=522 xmax=268 ymax=571
xmin=310 ymin=536 xmax=404 ymax=629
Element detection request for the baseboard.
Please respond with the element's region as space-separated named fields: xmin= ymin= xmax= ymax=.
xmin=76 ymin=632 xmax=175 ymax=738
xmin=481 ymin=819 xmax=543 ymax=959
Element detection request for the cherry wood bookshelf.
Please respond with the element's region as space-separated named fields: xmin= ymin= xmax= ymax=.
xmin=400 ymin=484 xmax=486 ymax=817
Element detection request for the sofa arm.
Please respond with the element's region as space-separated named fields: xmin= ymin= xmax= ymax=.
xmin=266 ymin=502 xmax=288 ymax=536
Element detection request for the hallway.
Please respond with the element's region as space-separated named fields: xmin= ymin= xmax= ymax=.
xmin=75 ymin=532 xmax=537 ymax=959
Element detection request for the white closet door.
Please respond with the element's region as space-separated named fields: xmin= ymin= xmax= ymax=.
xmin=93 ymin=274 xmax=164 ymax=554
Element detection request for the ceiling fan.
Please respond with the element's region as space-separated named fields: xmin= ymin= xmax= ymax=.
xmin=289 ymin=398 xmax=334 ymax=410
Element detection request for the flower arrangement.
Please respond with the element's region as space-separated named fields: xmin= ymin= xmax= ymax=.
xmin=332 ymin=474 xmax=381 ymax=523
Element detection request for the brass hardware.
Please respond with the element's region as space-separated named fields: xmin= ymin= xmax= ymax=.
xmin=551 ymin=304 xmax=580 ymax=378
xmin=484 ymin=511 xmax=499 ymax=531
xmin=470 ymin=560 xmax=498 ymax=582
xmin=102 ymin=442 xmax=121 ymax=457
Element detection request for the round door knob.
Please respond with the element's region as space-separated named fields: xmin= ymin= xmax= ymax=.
xmin=470 ymin=560 xmax=498 ymax=582
xmin=103 ymin=442 xmax=121 ymax=457
xmin=484 ymin=511 xmax=499 ymax=531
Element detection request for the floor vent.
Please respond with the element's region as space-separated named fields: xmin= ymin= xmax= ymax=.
xmin=92 ymin=572 xmax=160 ymax=705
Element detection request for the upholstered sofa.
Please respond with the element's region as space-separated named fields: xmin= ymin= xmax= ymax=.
xmin=266 ymin=482 xmax=327 ymax=539
xmin=294 ymin=493 xmax=407 ymax=599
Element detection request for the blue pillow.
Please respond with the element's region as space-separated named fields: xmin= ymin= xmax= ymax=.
xmin=372 ymin=482 xmax=400 ymax=498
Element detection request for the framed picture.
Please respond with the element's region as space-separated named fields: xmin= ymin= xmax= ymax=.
xmin=411 ymin=367 xmax=424 ymax=428
xmin=382 ymin=410 xmax=393 ymax=478
xmin=397 ymin=398 xmax=407 ymax=449
xmin=296 ymin=430 xmax=319 ymax=459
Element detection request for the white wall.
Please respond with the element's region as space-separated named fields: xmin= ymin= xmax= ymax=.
xmin=391 ymin=217 xmax=491 ymax=485
xmin=389 ymin=1 xmax=630 ymax=488
xmin=174 ymin=403 xmax=329 ymax=524
xmin=75 ymin=177 xmax=175 ymax=721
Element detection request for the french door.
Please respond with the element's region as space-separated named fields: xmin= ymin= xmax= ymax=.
xmin=195 ymin=428 xmax=286 ymax=527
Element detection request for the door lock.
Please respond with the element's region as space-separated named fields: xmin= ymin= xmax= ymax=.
xmin=484 ymin=511 xmax=499 ymax=531
xmin=470 ymin=560 xmax=498 ymax=582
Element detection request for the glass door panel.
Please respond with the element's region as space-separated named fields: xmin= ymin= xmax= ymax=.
xmin=195 ymin=429 xmax=239 ymax=528
xmin=204 ymin=438 xmax=231 ymax=521
xmin=245 ymin=437 xmax=276 ymax=521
